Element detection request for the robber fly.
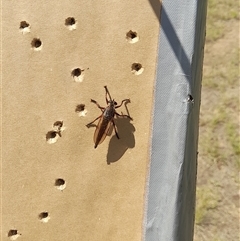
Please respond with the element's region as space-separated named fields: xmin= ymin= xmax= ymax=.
xmin=86 ymin=86 xmax=132 ymax=148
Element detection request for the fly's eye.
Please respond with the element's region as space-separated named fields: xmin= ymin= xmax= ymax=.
xmin=114 ymin=101 xmax=117 ymax=105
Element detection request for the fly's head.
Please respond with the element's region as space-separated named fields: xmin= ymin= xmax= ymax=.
xmin=108 ymin=99 xmax=117 ymax=109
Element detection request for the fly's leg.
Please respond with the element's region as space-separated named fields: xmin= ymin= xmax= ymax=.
xmin=112 ymin=120 xmax=120 ymax=139
xmin=115 ymin=112 xmax=133 ymax=120
xmin=105 ymin=93 xmax=109 ymax=104
xmin=116 ymin=99 xmax=132 ymax=120
xmin=105 ymin=87 xmax=109 ymax=104
xmin=90 ymin=99 xmax=105 ymax=112
xmin=86 ymin=115 xmax=102 ymax=128
xmin=86 ymin=98 xmax=104 ymax=128
xmin=115 ymin=99 xmax=131 ymax=108
xmin=104 ymin=85 xmax=113 ymax=103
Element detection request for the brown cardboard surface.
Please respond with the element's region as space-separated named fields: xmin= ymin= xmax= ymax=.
xmin=2 ymin=1 xmax=160 ymax=240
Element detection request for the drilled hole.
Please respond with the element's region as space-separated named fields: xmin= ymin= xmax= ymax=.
xmin=31 ymin=38 xmax=42 ymax=50
xmin=75 ymin=104 xmax=87 ymax=117
xmin=187 ymin=94 xmax=194 ymax=103
xmin=8 ymin=230 xmax=21 ymax=240
xmin=55 ymin=178 xmax=66 ymax=191
xmin=39 ymin=212 xmax=48 ymax=219
xmin=72 ymin=68 xmax=81 ymax=77
xmin=131 ymin=63 xmax=144 ymax=75
xmin=20 ymin=21 xmax=29 ymax=28
xmin=46 ymin=131 xmax=58 ymax=139
xmin=126 ymin=30 xmax=139 ymax=43
xmin=55 ymin=178 xmax=65 ymax=186
xmin=19 ymin=21 xmax=30 ymax=34
xmin=76 ymin=104 xmax=85 ymax=112
xmin=65 ymin=17 xmax=77 ymax=30
xmin=8 ymin=230 xmax=17 ymax=236
xmin=71 ymin=68 xmax=85 ymax=82
xmin=132 ymin=63 xmax=141 ymax=71
xmin=46 ymin=121 xmax=65 ymax=144
xmin=53 ymin=121 xmax=63 ymax=129
xmin=39 ymin=212 xmax=50 ymax=223
xmin=46 ymin=131 xmax=60 ymax=144
xmin=53 ymin=121 xmax=65 ymax=134
xmin=65 ymin=17 xmax=76 ymax=25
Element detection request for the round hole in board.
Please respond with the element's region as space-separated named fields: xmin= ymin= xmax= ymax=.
xmin=75 ymin=104 xmax=85 ymax=112
xmin=55 ymin=178 xmax=65 ymax=186
xmin=8 ymin=230 xmax=21 ymax=240
xmin=71 ymin=68 xmax=85 ymax=82
xmin=65 ymin=17 xmax=76 ymax=25
xmin=75 ymin=104 xmax=87 ymax=117
xmin=19 ymin=21 xmax=30 ymax=34
xmin=46 ymin=130 xmax=60 ymax=144
xmin=53 ymin=121 xmax=63 ymax=130
xmin=38 ymin=212 xmax=50 ymax=223
xmin=126 ymin=30 xmax=139 ymax=43
xmin=20 ymin=21 xmax=29 ymax=29
xmin=131 ymin=63 xmax=144 ymax=75
xmin=31 ymin=38 xmax=42 ymax=50
xmin=55 ymin=178 xmax=66 ymax=190
xmin=53 ymin=121 xmax=65 ymax=133
xmin=46 ymin=131 xmax=57 ymax=139
xmin=39 ymin=212 xmax=48 ymax=219
xmin=72 ymin=68 xmax=81 ymax=77
xmin=65 ymin=17 xmax=77 ymax=30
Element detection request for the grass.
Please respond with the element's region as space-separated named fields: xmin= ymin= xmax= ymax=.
xmin=199 ymin=0 xmax=239 ymax=167
xmin=226 ymin=122 xmax=240 ymax=158
xmin=195 ymin=186 xmax=219 ymax=225
xmin=206 ymin=0 xmax=239 ymax=42
xmin=194 ymin=0 xmax=239 ymax=240
xmin=203 ymin=44 xmax=239 ymax=90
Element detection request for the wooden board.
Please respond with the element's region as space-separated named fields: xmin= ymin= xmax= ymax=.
xmin=2 ymin=1 xmax=160 ymax=240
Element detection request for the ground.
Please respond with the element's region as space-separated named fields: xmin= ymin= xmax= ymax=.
xmin=194 ymin=1 xmax=239 ymax=240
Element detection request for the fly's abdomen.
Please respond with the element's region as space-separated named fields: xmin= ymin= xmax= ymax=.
xmin=94 ymin=117 xmax=112 ymax=148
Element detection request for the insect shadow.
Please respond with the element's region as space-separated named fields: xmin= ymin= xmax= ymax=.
xmin=86 ymin=101 xmax=135 ymax=164
xmin=106 ymin=116 xmax=135 ymax=164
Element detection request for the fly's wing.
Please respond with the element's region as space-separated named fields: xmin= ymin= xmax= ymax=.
xmin=94 ymin=117 xmax=113 ymax=148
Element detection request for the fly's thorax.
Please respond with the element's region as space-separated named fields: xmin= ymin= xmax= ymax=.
xmin=103 ymin=102 xmax=116 ymax=120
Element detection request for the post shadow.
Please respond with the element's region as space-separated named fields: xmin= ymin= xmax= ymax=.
xmin=148 ymin=0 xmax=192 ymax=82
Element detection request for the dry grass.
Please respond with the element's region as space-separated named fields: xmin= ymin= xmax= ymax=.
xmin=194 ymin=0 xmax=239 ymax=240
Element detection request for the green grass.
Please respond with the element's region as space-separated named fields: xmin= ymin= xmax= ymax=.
xmin=203 ymin=42 xmax=239 ymax=90
xmin=195 ymin=186 xmax=219 ymax=225
xmin=198 ymin=94 xmax=239 ymax=166
xmin=199 ymin=0 xmax=239 ymax=167
xmin=194 ymin=0 xmax=239 ymax=239
xmin=206 ymin=0 xmax=239 ymax=42
xmin=226 ymin=122 xmax=240 ymax=158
